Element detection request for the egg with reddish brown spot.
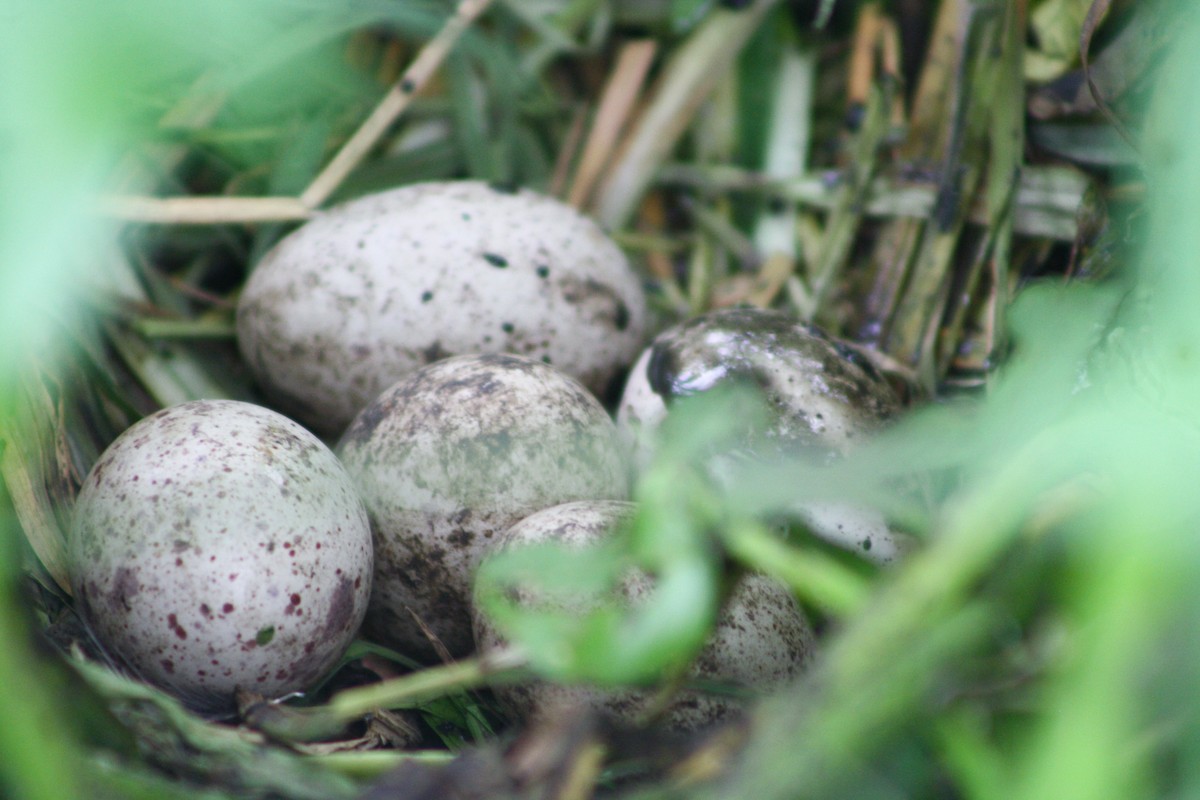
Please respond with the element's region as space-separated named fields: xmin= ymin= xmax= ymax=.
xmin=68 ymin=399 xmax=372 ymax=711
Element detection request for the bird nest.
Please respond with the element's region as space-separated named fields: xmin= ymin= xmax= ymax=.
xmin=1 ymin=1 xmax=1152 ymax=798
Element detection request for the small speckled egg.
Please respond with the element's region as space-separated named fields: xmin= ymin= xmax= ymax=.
xmin=472 ymin=500 xmax=816 ymax=731
xmin=69 ymin=400 xmax=372 ymax=711
xmin=617 ymin=308 xmax=910 ymax=563
xmin=237 ymin=180 xmax=648 ymax=435
xmin=336 ymin=354 xmax=631 ymax=661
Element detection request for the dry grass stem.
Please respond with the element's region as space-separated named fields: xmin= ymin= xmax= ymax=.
xmin=637 ymin=193 xmax=690 ymax=312
xmin=747 ymin=252 xmax=797 ymax=308
xmin=99 ymin=0 xmax=496 ymax=225
xmin=903 ymin=0 xmax=965 ymax=162
xmin=300 ymin=0 xmax=496 ymax=208
xmin=848 ymin=3 xmax=885 ymax=110
xmin=594 ymin=0 xmax=783 ymax=229
xmin=549 ymin=105 xmax=590 ymax=198
xmin=568 ymin=39 xmax=657 ymax=209
xmin=657 ymin=162 xmax=1085 ymax=240
xmin=1 ymin=421 xmax=70 ymax=592
xmin=99 ymin=196 xmax=313 ymax=225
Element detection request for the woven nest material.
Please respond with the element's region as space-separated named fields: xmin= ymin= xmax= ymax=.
xmin=1 ymin=0 xmax=1139 ymax=797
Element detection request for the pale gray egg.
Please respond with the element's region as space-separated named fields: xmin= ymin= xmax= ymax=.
xmin=472 ymin=500 xmax=816 ymax=731
xmin=69 ymin=400 xmax=373 ymax=711
xmin=237 ymin=180 xmax=647 ymax=436
xmin=336 ymin=354 xmax=631 ymax=661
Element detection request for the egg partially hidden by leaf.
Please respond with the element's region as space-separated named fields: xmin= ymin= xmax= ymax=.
xmin=618 ymin=307 xmax=901 ymax=468
xmin=237 ymin=180 xmax=648 ymax=435
xmin=617 ymin=308 xmax=911 ymax=564
xmin=337 ymin=354 xmax=631 ymax=661
xmin=69 ymin=400 xmax=372 ymax=711
xmin=472 ymin=500 xmax=816 ymax=731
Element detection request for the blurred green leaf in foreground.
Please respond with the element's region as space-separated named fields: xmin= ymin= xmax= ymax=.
xmin=710 ymin=5 xmax=1200 ymax=800
xmin=483 ymin=3 xmax=1200 ymax=799
xmin=5 ymin=1 xmax=1200 ymax=799
xmin=0 ymin=3 xmax=432 ymax=798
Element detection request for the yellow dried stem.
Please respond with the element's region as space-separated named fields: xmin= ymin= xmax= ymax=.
xmin=593 ymin=0 xmax=783 ymax=230
xmin=549 ymin=105 xmax=590 ymax=198
xmin=568 ymin=39 xmax=657 ymax=209
xmin=98 ymin=0 xmax=495 ymax=224
xmin=848 ymin=3 xmax=885 ymax=111
xmin=300 ymin=0 xmax=496 ymax=209
xmin=747 ymin=252 xmax=797 ymax=309
xmin=99 ymin=196 xmax=313 ymax=225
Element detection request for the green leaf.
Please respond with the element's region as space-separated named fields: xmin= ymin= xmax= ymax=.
xmin=1026 ymin=0 xmax=1094 ymax=81
xmin=476 ymin=390 xmax=767 ymax=686
xmin=671 ymin=0 xmax=715 ymax=33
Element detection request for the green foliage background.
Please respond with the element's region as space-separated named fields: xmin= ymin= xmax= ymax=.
xmin=1 ymin=1 xmax=1196 ymax=798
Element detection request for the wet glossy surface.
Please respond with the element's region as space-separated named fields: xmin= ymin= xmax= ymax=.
xmin=617 ymin=308 xmax=912 ymax=564
xmin=620 ymin=308 xmax=901 ymax=463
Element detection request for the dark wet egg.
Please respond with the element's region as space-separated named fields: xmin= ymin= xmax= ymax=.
xmin=617 ymin=308 xmax=912 ymax=564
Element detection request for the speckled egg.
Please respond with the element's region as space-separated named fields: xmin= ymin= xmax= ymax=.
xmin=618 ymin=308 xmax=900 ymax=465
xmin=617 ymin=308 xmax=910 ymax=563
xmin=472 ymin=500 xmax=816 ymax=731
xmin=336 ymin=354 xmax=631 ymax=661
xmin=237 ymin=180 xmax=648 ymax=435
xmin=69 ymin=400 xmax=372 ymax=711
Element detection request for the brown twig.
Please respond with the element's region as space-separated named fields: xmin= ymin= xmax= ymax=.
xmin=548 ymin=105 xmax=589 ymax=199
xmin=99 ymin=196 xmax=312 ymax=225
xmin=568 ymin=39 xmax=657 ymax=209
xmin=300 ymin=0 xmax=497 ymax=209
xmin=98 ymin=0 xmax=495 ymax=224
